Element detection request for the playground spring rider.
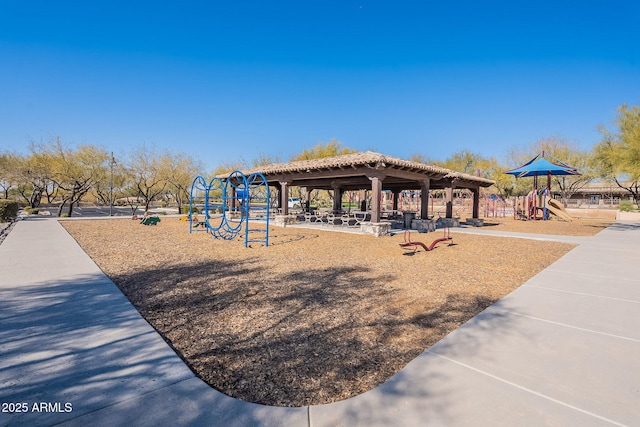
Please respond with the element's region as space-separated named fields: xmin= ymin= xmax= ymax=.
xmin=189 ymin=171 xmax=270 ymax=247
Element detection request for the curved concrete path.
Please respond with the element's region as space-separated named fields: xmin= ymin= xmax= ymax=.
xmin=1 ymin=218 xmax=639 ymax=426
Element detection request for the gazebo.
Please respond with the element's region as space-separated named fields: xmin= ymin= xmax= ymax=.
xmin=233 ymin=151 xmax=494 ymax=223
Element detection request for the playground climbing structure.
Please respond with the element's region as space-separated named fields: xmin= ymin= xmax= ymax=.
xmin=189 ymin=171 xmax=270 ymax=247
xmin=506 ymin=151 xmax=580 ymax=221
xmin=513 ymin=189 xmax=572 ymax=221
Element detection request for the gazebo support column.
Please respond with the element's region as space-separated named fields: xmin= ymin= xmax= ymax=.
xmin=392 ymin=190 xmax=400 ymax=212
xmin=419 ymin=179 xmax=430 ymax=219
xmin=367 ymin=174 xmax=384 ymax=222
xmin=332 ymin=185 xmax=343 ymax=213
xmin=471 ymin=187 xmax=480 ymax=219
xmin=445 ymin=183 xmax=454 ymax=218
xmin=279 ymin=181 xmax=290 ymax=215
xmin=304 ymin=187 xmax=312 ymax=211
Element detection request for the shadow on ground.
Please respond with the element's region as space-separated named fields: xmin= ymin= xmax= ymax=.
xmin=0 ymin=272 xmax=308 ymax=426
xmin=108 ymin=258 xmax=517 ymax=407
xmin=606 ymin=222 xmax=640 ymax=231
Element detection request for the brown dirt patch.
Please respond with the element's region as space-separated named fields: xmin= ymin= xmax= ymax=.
xmin=60 ymin=217 xmax=609 ymax=406
xmin=478 ymin=216 xmax=613 ymax=235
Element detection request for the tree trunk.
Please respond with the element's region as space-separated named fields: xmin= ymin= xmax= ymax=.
xmin=66 ymin=199 xmax=75 ymax=217
xmin=30 ymin=188 xmax=43 ymax=209
xmin=57 ymin=199 xmax=68 ymax=217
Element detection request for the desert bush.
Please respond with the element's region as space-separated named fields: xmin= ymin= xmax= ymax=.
xmin=0 ymin=200 xmax=19 ymax=222
xmin=180 ymin=206 xmax=199 ymax=214
xmin=619 ymin=200 xmax=636 ymax=212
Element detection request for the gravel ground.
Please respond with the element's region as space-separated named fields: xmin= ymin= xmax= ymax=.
xmin=61 ymin=216 xmax=611 ymax=407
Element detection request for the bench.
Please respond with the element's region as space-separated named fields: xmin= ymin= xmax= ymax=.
xmin=141 ymin=216 xmax=161 ymax=226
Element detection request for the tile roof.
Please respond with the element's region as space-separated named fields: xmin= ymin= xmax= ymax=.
xmin=230 ymin=151 xmax=494 ymax=187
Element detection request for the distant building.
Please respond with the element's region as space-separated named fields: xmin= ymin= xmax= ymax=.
xmin=554 ymin=182 xmax=635 ymax=207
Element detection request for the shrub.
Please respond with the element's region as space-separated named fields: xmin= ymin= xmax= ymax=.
xmin=0 ymin=200 xmax=19 ymax=222
xmin=619 ymin=200 xmax=636 ymax=212
xmin=180 ymin=206 xmax=199 ymax=214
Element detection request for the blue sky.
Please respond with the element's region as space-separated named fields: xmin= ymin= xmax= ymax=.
xmin=1 ymin=1 xmax=639 ymax=171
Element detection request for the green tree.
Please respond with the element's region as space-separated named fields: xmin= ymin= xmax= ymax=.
xmin=252 ymin=152 xmax=281 ymax=168
xmin=284 ymin=139 xmax=357 ymax=207
xmin=127 ymin=144 xmax=170 ymax=212
xmin=164 ymin=151 xmax=203 ymax=211
xmin=290 ymin=138 xmax=357 ymax=161
xmin=408 ymin=153 xmax=436 ymax=165
xmin=92 ymin=152 xmax=118 ymax=205
xmin=15 ymin=150 xmax=53 ymax=208
xmin=0 ymin=151 xmax=21 ymax=199
xmin=211 ymin=159 xmax=249 ymax=176
xmin=32 ymin=138 xmax=110 ymax=217
xmin=439 ymin=150 xmax=489 ymax=176
xmin=90 ymin=152 xmax=132 ymax=212
xmin=437 ymin=150 xmax=515 ymax=197
xmin=594 ymin=103 xmax=640 ymax=204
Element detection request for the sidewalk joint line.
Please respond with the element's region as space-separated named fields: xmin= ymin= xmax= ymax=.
xmin=523 ymin=284 xmax=640 ymax=304
xmin=426 ymin=350 xmax=626 ymax=427
xmin=491 ymin=308 xmax=640 ymax=343
xmin=545 ymin=268 xmax=640 ymax=283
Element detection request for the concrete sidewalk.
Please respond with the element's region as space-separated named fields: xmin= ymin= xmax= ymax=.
xmin=1 ymin=219 xmax=639 ymax=426
xmin=453 ymin=225 xmax=592 ymax=245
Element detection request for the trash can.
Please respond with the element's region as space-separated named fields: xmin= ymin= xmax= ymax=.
xmin=403 ymin=211 xmax=416 ymax=229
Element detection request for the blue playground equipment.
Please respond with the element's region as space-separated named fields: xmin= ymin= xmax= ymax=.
xmin=188 ymin=171 xmax=270 ymax=247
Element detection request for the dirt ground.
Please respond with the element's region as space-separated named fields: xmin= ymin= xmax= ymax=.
xmin=61 ymin=216 xmax=612 ymax=407
xmin=476 ymin=216 xmax=613 ymax=235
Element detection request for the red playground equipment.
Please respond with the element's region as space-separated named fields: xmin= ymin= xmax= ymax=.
xmin=399 ymin=227 xmax=453 ymax=253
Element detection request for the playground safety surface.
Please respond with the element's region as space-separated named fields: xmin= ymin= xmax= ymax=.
xmin=56 ymin=217 xmax=608 ymax=407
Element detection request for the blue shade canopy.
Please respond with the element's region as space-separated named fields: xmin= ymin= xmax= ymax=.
xmin=505 ymin=153 xmax=580 ymax=178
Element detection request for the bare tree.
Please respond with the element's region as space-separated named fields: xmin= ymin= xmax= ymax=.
xmin=164 ymin=151 xmax=203 ymax=211
xmin=15 ymin=150 xmax=52 ymax=208
xmin=127 ymin=144 xmax=169 ymax=213
xmin=30 ymin=138 xmax=109 ymax=217
xmin=0 ymin=151 xmax=22 ymax=199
